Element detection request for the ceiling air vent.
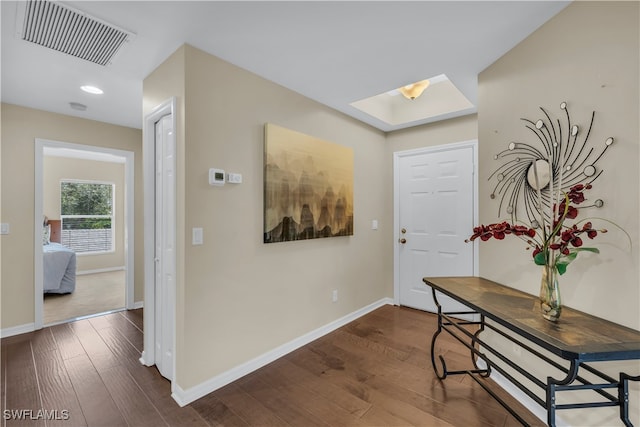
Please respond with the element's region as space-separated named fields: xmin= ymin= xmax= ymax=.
xmin=16 ymin=0 xmax=135 ymax=66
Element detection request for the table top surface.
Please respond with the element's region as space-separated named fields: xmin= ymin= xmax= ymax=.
xmin=422 ymin=276 xmax=640 ymax=362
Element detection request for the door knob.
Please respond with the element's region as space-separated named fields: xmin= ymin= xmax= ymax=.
xmin=399 ymin=238 xmax=407 ymax=244
xmin=401 ymin=228 xmax=407 ymax=234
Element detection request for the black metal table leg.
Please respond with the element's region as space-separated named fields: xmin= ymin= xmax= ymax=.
xmin=547 ymin=361 xmax=580 ymax=427
xmin=429 ymin=288 xmax=489 ymax=380
xmin=619 ymin=373 xmax=640 ymax=427
xmin=429 ymin=287 xmax=446 ymax=379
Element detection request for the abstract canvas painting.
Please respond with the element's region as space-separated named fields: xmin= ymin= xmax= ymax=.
xmin=264 ymin=124 xmax=354 ymax=243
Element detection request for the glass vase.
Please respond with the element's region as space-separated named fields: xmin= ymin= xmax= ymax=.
xmin=539 ymin=264 xmax=561 ymax=322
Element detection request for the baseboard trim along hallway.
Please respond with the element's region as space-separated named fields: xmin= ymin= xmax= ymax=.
xmin=171 ymin=297 xmax=394 ymax=406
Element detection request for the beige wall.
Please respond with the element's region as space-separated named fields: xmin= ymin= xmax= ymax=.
xmin=479 ymin=1 xmax=639 ymax=327
xmin=43 ymin=156 xmax=125 ymax=272
xmin=0 ymin=105 xmax=144 ymax=328
xmin=386 ymin=114 xmax=478 ymax=154
xmin=478 ymin=2 xmax=639 ymax=425
xmin=144 ymin=44 xmax=392 ymax=390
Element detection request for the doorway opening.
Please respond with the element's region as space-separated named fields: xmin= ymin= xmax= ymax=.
xmin=34 ymin=139 xmax=135 ymax=328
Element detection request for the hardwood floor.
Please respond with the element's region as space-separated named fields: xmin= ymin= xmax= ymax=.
xmin=1 ymin=305 xmax=542 ymax=426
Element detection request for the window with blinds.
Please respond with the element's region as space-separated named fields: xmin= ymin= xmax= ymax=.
xmin=60 ymin=181 xmax=114 ymax=254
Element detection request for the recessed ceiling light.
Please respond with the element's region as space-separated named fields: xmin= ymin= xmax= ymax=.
xmin=80 ymin=85 xmax=103 ymax=95
xmin=69 ymin=102 xmax=87 ymax=111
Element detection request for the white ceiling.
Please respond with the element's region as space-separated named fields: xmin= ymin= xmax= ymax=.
xmin=1 ymin=1 xmax=569 ymax=132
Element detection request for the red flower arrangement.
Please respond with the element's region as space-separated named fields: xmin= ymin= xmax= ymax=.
xmin=467 ymin=184 xmax=606 ymax=275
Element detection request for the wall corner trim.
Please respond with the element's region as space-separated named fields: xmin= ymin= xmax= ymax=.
xmin=1 ymin=323 xmax=36 ymax=338
xmin=171 ymin=297 xmax=395 ymax=407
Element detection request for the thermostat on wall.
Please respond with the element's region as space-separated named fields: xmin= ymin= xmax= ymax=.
xmin=209 ymin=168 xmax=225 ymax=186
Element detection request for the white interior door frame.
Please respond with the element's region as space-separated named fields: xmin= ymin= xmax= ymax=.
xmin=393 ymin=140 xmax=479 ymax=304
xmin=34 ymin=139 xmax=135 ymax=329
xmin=140 ymin=97 xmax=177 ymax=382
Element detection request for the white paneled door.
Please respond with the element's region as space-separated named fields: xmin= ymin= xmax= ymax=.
xmin=397 ymin=143 xmax=476 ymax=313
xmin=154 ymin=114 xmax=175 ymax=381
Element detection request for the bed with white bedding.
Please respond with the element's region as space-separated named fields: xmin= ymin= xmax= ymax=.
xmin=43 ymin=242 xmax=77 ymax=294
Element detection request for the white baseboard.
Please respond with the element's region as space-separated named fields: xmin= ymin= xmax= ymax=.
xmin=76 ymin=266 xmax=125 ymax=276
xmin=476 ymin=359 xmax=569 ymax=426
xmin=1 ymin=322 xmax=35 ymax=338
xmin=139 ymin=351 xmax=153 ymax=367
xmin=2 ymin=302 xmax=142 ymax=338
xmin=171 ymin=297 xmax=394 ymax=407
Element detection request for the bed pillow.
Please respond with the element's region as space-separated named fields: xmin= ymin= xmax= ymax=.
xmin=43 ymin=224 xmax=51 ymax=245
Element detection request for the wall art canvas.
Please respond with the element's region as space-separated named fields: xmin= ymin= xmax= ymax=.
xmin=264 ymin=124 xmax=354 ymax=243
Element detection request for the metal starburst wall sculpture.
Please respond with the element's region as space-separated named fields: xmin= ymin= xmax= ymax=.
xmin=467 ymin=101 xmax=631 ymax=321
xmin=467 ymin=100 xmax=629 ymax=278
xmin=489 ymin=101 xmax=612 ymax=229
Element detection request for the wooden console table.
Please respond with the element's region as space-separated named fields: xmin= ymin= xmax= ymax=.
xmin=422 ymin=276 xmax=640 ymax=426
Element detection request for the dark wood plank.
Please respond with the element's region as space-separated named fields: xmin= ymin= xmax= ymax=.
xmin=3 ymin=340 xmax=44 ymax=426
xmin=329 ymin=326 xmax=514 ymax=416
xmin=366 ymin=371 xmax=510 ymax=427
xmin=190 ymin=393 xmax=250 ymax=427
xmin=92 ymin=326 xmax=155 ymax=383
xmin=95 ymin=326 xmax=209 ymax=427
xmin=300 ymin=320 xmax=520 ymax=426
xmin=270 ymin=358 xmax=372 ymax=418
xmin=49 ymin=323 xmax=85 ymax=360
xmin=236 ymin=374 xmax=329 ymax=427
xmin=284 ymin=330 xmax=456 ymax=426
xmin=290 ymin=335 xmax=432 ymax=427
xmin=86 ymin=313 xmax=112 ymax=330
xmin=63 ymin=353 xmax=127 ymax=427
xmin=30 ymin=328 xmax=57 ymax=354
xmin=212 ymin=383 xmax=290 ymax=426
xmin=67 ymin=320 xmax=120 ymax=373
xmin=91 ymin=311 xmax=143 ymax=352
xmin=1 ymin=331 xmax=34 ymax=344
xmin=248 ymin=361 xmax=371 ymax=426
xmin=359 ymin=405 xmax=417 ymax=426
xmin=288 ymin=342 xmax=462 ymax=426
xmin=138 ymin=381 xmax=210 ymax=427
xmin=349 ymin=306 xmax=434 ymax=352
xmin=359 ymin=386 xmax=456 ymax=427
xmin=99 ymin=364 xmax=169 ymax=427
xmin=275 ymin=382 xmax=371 ymax=427
xmin=340 ymin=321 xmax=413 ymax=361
xmin=121 ymin=308 xmax=144 ymax=331
xmin=32 ymin=349 xmax=87 ymax=426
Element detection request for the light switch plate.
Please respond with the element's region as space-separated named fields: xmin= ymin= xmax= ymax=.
xmin=0 ymin=223 xmax=9 ymax=235
xmin=192 ymin=227 xmax=203 ymax=245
